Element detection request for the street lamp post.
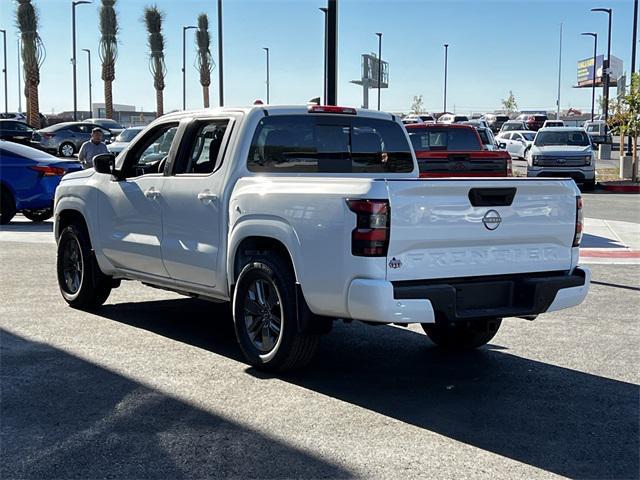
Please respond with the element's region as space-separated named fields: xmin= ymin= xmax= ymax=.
xmin=263 ymin=47 xmax=270 ymax=104
xmin=591 ymin=8 xmax=612 ymax=128
xmin=581 ymin=32 xmax=598 ymax=122
xmin=217 ymin=0 xmax=224 ymax=107
xmin=443 ymin=44 xmax=449 ymax=113
xmin=319 ymin=7 xmax=327 ymax=104
xmin=82 ymin=48 xmax=92 ymax=116
xmin=17 ymin=39 xmax=21 ymax=113
xmin=627 ymin=0 xmax=638 ymax=155
xmin=182 ymin=25 xmax=197 ymax=110
xmin=0 ymin=29 xmax=8 ymax=113
xmin=72 ymin=1 xmax=91 ymax=121
xmin=376 ymin=32 xmax=382 ymax=111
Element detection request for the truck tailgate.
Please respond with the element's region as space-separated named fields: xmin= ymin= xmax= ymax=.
xmin=385 ymin=179 xmax=578 ymax=281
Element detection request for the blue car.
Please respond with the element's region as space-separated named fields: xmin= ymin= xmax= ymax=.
xmin=0 ymin=140 xmax=82 ymax=224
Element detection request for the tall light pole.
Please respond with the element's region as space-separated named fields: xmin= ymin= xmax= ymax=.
xmin=82 ymin=48 xmax=92 ymax=116
xmin=326 ymin=0 xmax=337 ymax=106
xmin=0 ymin=29 xmax=8 ymax=113
xmin=556 ymin=23 xmax=563 ymax=119
xmin=182 ymin=25 xmax=197 ymax=110
xmin=263 ymin=47 xmax=270 ymax=104
xmin=628 ymin=0 xmax=638 ymax=155
xmin=591 ymin=7 xmax=612 ymax=128
xmin=72 ymin=1 xmax=91 ymax=121
xmin=17 ymin=39 xmax=21 ymax=113
xmin=443 ymin=44 xmax=449 ymax=113
xmin=319 ymin=7 xmax=327 ymax=104
xmin=217 ymin=0 xmax=224 ymax=106
xmin=581 ymin=32 xmax=598 ymax=121
xmin=375 ymin=32 xmax=382 ymax=111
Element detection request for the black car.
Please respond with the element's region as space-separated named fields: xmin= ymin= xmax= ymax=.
xmin=0 ymin=120 xmax=35 ymax=146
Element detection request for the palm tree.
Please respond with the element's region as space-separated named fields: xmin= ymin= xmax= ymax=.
xmin=16 ymin=0 xmax=45 ymax=129
xmin=99 ymin=0 xmax=118 ymax=119
xmin=143 ymin=6 xmax=166 ymax=117
xmin=195 ymin=13 xmax=214 ymax=108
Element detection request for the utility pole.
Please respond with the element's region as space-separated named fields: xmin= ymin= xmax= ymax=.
xmin=326 ymin=0 xmax=337 ymax=105
xmin=217 ymin=0 xmax=224 ymax=106
xmin=17 ymin=39 xmax=21 ymax=113
xmin=82 ymin=48 xmax=92 ymax=116
xmin=581 ymin=33 xmax=598 ymax=122
xmin=443 ymin=44 xmax=449 ymax=112
xmin=556 ymin=23 xmax=563 ymax=119
xmin=319 ymin=7 xmax=328 ymax=104
xmin=376 ymin=32 xmax=382 ymax=111
xmin=72 ymin=1 xmax=91 ymax=121
xmin=628 ymin=0 xmax=638 ymax=155
xmin=182 ymin=25 xmax=197 ymax=110
xmin=263 ymin=47 xmax=270 ymax=104
xmin=0 ymin=30 xmax=8 ymax=113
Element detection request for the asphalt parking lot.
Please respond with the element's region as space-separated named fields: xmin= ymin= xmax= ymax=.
xmin=1 ymin=195 xmax=639 ymax=479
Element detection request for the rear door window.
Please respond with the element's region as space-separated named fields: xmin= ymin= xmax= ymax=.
xmin=247 ymin=115 xmax=413 ymax=173
xmin=175 ymin=120 xmax=230 ymax=175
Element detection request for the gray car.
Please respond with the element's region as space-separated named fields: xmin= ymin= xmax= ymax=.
xmin=31 ymin=122 xmax=112 ymax=157
xmin=85 ymin=118 xmax=125 ymax=137
xmin=107 ymin=126 xmax=144 ymax=155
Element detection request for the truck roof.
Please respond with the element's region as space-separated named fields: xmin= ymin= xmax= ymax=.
xmin=404 ymin=123 xmax=475 ymax=130
xmin=159 ymin=105 xmax=396 ymax=122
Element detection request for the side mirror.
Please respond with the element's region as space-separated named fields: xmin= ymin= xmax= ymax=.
xmin=93 ymin=153 xmax=117 ymax=176
xmin=498 ymin=142 xmax=507 ymax=149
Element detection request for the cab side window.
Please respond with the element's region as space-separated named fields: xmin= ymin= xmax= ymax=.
xmin=122 ymin=123 xmax=178 ymax=178
xmin=175 ymin=120 xmax=229 ymax=175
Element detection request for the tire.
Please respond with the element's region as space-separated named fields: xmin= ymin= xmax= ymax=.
xmin=233 ymin=255 xmax=319 ymax=371
xmin=0 ymin=187 xmax=16 ymax=225
xmin=422 ymin=318 xmax=502 ymax=350
xmin=56 ymin=223 xmax=112 ymax=310
xmin=582 ymin=180 xmax=596 ymax=191
xmin=23 ymin=208 xmax=53 ymax=222
xmin=59 ymin=142 xmax=75 ymax=157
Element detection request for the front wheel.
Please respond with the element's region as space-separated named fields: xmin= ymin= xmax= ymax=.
xmin=57 ymin=223 xmax=112 ymax=310
xmin=0 ymin=188 xmax=16 ymax=225
xmin=23 ymin=208 xmax=53 ymax=222
xmin=422 ymin=318 xmax=502 ymax=350
xmin=233 ymin=256 xmax=319 ymax=371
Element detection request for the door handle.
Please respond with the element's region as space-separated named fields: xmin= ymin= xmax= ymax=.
xmin=197 ymin=190 xmax=217 ymax=203
xmin=144 ymin=187 xmax=160 ymax=199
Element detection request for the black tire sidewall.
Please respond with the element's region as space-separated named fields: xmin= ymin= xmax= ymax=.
xmin=0 ymin=188 xmax=16 ymax=225
xmin=56 ymin=223 xmax=111 ymax=308
xmin=233 ymin=258 xmax=298 ymax=370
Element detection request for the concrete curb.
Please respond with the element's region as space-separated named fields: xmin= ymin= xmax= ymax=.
xmin=599 ymin=183 xmax=640 ymax=193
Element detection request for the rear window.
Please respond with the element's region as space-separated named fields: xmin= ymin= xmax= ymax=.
xmin=534 ymin=115 xmax=548 ymax=122
xmin=454 ymin=116 xmax=469 ymax=122
xmin=496 ymin=116 xmax=509 ymax=122
xmin=476 ymin=129 xmax=491 ymax=145
xmin=247 ymin=115 xmax=413 ymax=174
xmin=408 ymin=127 xmax=481 ymax=152
xmin=534 ymin=131 xmax=591 ymax=147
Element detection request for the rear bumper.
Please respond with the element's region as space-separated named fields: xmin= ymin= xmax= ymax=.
xmin=346 ymin=267 xmax=590 ymax=324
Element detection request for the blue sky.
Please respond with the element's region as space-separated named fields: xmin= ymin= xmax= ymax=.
xmin=0 ymin=0 xmax=636 ymax=115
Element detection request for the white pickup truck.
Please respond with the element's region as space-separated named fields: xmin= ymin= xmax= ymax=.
xmin=54 ymin=105 xmax=590 ymax=371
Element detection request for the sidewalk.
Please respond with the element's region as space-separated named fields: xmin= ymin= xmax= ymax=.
xmin=581 ymin=217 xmax=640 ymax=264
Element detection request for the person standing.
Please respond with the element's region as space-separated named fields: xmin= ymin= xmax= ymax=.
xmin=78 ymin=128 xmax=109 ymax=169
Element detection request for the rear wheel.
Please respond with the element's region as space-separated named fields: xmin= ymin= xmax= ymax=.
xmin=23 ymin=208 xmax=53 ymax=222
xmin=59 ymin=142 xmax=75 ymax=157
xmin=57 ymin=223 xmax=112 ymax=309
xmin=422 ymin=318 xmax=502 ymax=350
xmin=582 ymin=180 xmax=596 ymax=191
xmin=0 ymin=187 xmax=16 ymax=225
xmin=233 ymin=255 xmax=319 ymax=371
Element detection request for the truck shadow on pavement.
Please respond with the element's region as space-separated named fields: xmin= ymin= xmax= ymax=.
xmin=1 ymin=329 xmax=352 ymax=480
xmin=94 ymin=297 xmax=639 ymax=480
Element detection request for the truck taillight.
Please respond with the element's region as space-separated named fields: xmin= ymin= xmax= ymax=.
xmin=573 ymin=196 xmax=583 ymax=247
xmin=347 ymin=199 xmax=390 ymax=257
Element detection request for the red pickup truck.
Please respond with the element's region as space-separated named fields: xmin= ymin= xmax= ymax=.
xmin=405 ymin=123 xmax=512 ymax=177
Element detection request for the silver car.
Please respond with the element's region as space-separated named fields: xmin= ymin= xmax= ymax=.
xmin=107 ymin=126 xmax=144 ymax=155
xmin=31 ymin=122 xmax=112 ymax=157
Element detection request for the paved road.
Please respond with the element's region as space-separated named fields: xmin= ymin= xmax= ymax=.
xmin=1 ymin=239 xmax=639 ymax=478
xmin=583 ymin=191 xmax=640 ymax=224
